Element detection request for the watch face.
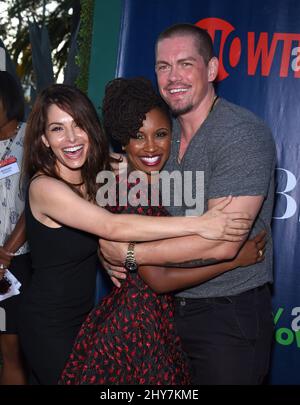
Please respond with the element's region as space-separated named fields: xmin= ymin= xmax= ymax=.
xmin=125 ymin=261 xmax=138 ymax=273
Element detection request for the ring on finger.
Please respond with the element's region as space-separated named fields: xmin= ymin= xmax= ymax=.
xmin=258 ymin=249 xmax=263 ymax=258
xmin=0 ymin=264 xmax=4 ymax=270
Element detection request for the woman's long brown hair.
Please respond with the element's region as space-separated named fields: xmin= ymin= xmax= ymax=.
xmin=23 ymin=84 xmax=111 ymax=201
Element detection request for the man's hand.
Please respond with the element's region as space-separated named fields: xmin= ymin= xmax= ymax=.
xmin=100 ymin=255 xmax=127 ymax=288
xmin=99 ymin=239 xmax=128 ymax=266
xmin=99 ymin=240 xmax=128 ymax=287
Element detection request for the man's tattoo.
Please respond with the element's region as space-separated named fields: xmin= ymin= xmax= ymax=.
xmin=165 ymin=258 xmax=219 ymax=268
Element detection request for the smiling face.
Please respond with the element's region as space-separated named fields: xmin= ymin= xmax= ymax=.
xmin=155 ymin=35 xmax=217 ymax=116
xmin=42 ymin=104 xmax=90 ymax=182
xmin=124 ymin=107 xmax=171 ymax=180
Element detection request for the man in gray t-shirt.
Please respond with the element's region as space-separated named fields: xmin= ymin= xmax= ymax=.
xmin=164 ymin=98 xmax=275 ymax=298
xmin=100 ymin=24 xmax=276 ymax=385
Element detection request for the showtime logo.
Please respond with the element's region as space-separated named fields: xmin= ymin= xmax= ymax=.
xmin=196 ymin=18 xmax=300 ymax=81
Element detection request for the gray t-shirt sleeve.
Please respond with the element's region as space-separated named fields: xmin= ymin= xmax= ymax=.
xmin=208 ymin=122 xmax=276 ymax=199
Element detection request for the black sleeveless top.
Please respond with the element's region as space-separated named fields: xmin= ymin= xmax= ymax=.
xmin=19 ymin=188 xmax=98 ymax=384
xmin=23 ymin=191 xmax=98 ymax=326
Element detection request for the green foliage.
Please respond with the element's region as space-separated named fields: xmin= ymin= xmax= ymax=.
xmin=0 ymin=0 xmax=80 ymax=86
xmin=76 ymin=0 xmax=94 ymax=92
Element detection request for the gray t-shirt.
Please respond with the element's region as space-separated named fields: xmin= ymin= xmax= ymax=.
xmin=163 ymin=98 xmax=276 ymax=298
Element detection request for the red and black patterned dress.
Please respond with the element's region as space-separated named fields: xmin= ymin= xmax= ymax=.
xmin=59 ymin=177 xmax=191 ymax=385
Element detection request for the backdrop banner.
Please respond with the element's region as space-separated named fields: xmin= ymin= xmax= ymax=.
xmin=116 ymin=0 xmax=300 ymax=385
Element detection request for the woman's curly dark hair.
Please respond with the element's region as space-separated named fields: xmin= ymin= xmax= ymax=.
xmin=102 ymin=77 xmax=171 ymax=146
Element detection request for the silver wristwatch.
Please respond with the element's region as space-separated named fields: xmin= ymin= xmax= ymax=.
xmin=124 ymin=242 xmax=138 ymax=273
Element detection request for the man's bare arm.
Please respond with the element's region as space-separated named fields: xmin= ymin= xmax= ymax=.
xmin=139 ymin=231 xmax=266 ymax=293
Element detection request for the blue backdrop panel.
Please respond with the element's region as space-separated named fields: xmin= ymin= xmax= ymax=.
xmin=116 ymin=0 xmax=300 ymax=384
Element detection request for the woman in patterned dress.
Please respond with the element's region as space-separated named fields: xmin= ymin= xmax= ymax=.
xmin=0 ymin=71 xmax=32 ymax=384
xmin=59 ymin=77 xmax=266 ymax=385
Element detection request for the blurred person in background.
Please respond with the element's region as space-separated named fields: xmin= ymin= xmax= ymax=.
xmin=0 ymin=71 xmax=31 ymax=385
